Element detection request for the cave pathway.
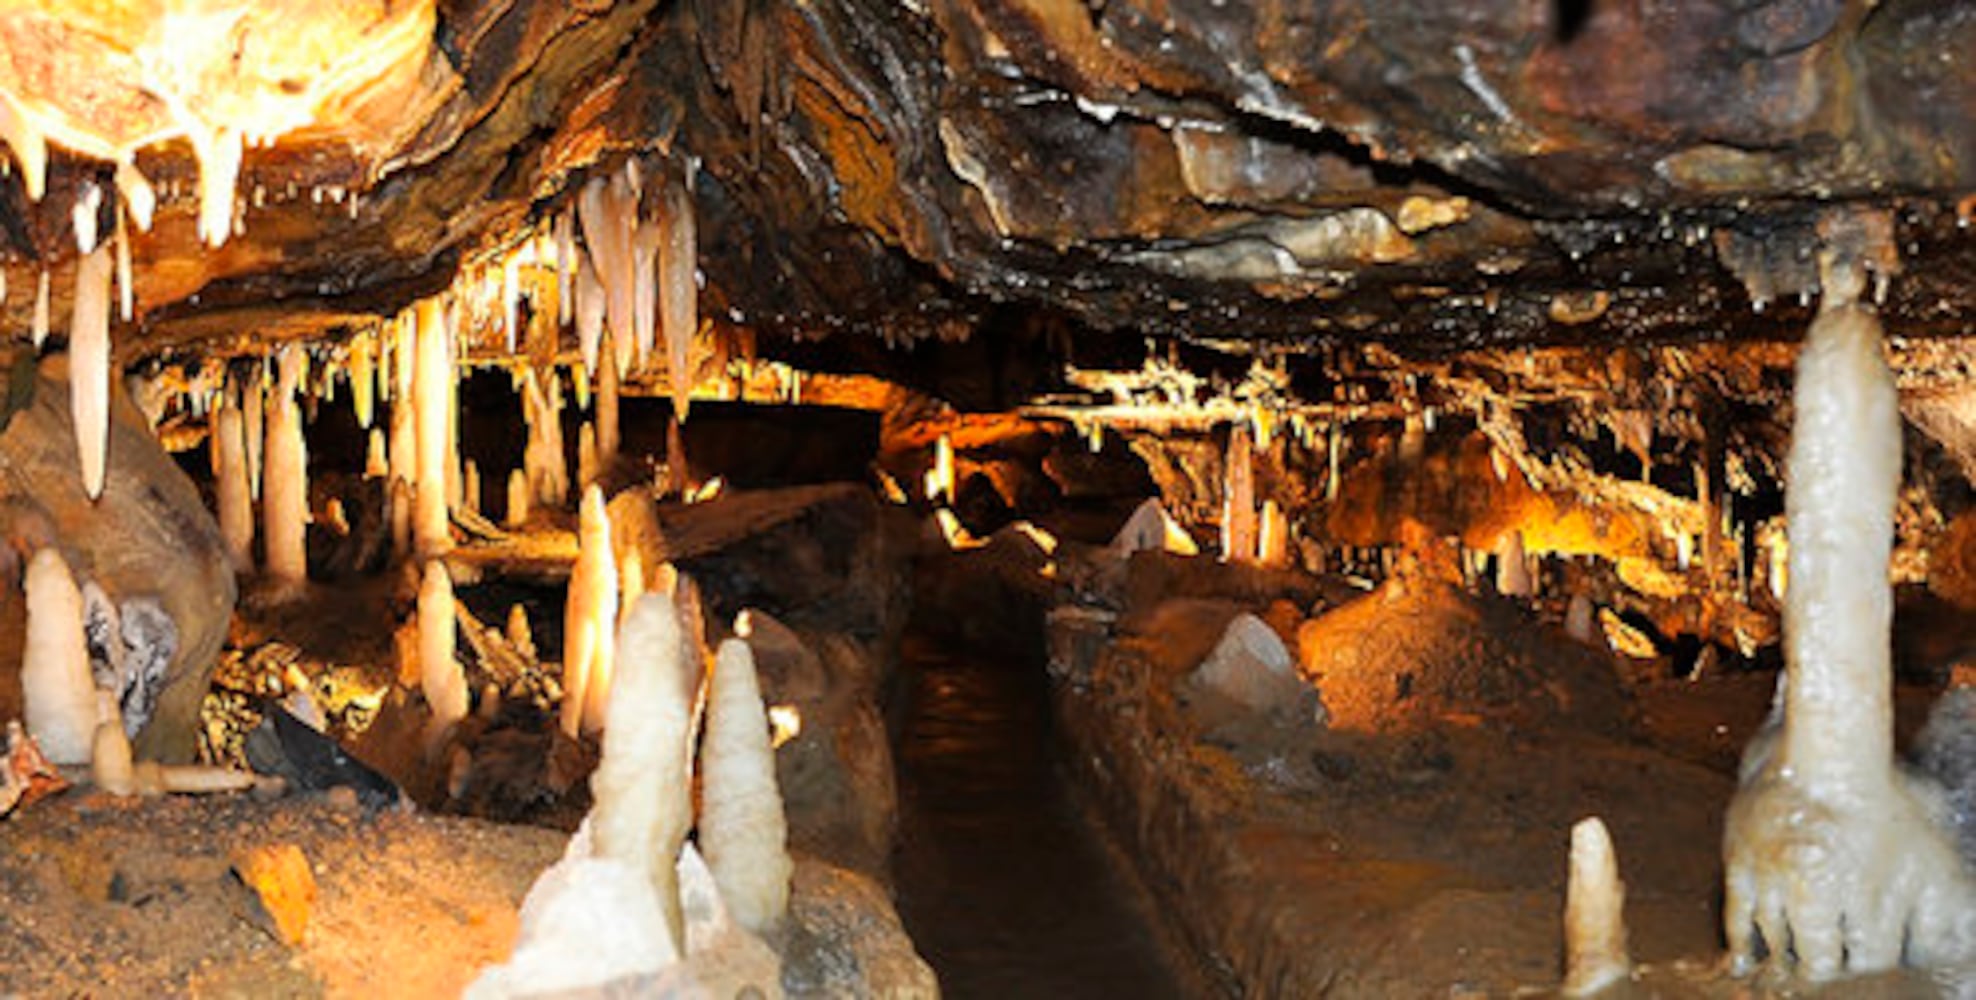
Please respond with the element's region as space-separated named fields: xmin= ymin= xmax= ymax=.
xmin=892 ymin=633 xmax=1188 ymax=999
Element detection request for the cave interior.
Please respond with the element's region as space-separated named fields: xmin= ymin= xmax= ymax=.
xmin=0 ymin=0 xmax=1973 ymax=996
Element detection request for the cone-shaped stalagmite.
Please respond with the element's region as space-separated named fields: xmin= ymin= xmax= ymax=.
xmin=1561 ymin=816 xmax=1630 ymax=996
xmin=421 ymin=560 xmax=468 ymax=734
xmin=22 ymin=547 xmax=96 ymax=765
xmin=1221 ymin=423 xmax=1256 ymax=563
xmin=591 ymin=593 xmax=696 ymax=953
xmin=560 ymin=486 xmax=618 ymax=739
xmin=700 ymin=637 xmax=793 ymax=933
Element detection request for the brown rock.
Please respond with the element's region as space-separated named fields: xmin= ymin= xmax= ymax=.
xmin=233 ymin=843 xmax=318 ymax=946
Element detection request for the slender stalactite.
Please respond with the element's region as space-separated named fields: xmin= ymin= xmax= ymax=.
xmin=69 ymin=243 xmax=113 ymax=501
xmin=658 ymin=164 xmax=697 ymax=420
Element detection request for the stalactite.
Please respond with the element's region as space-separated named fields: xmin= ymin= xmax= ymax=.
xmin=22 ymin=547 xmax=95 ymax=766
xmin=364 ymin=429 xmax=388 ymax=479
xmin=389 ymin=478 xmax=412 ymax=556
xmin=216 ymin=402 xmax=254 ymax=571
xmin=69 ymin=243 xmax=113 ymax=501
xmin=633 ymin=218 xmax=660 ymax=366
xmin=421 ymin=561 xmax=468 ymax=735
xmin=243 ymin=360 xmax=266 ymax=502
xmin=555 ymin=210 xmax=575 ymax=326
xmin=114 ymin=159 xmax=154 ymax=231
xmin=700 ymin=637 xmax=793 ymax=933
xmin=1497 ymin=530 xmax=1533 ymax=598
xmin=413 ymin=298 xmax=453 ymax=558
xmin=389 ymin=316 xmax=417 ymax=493
xmin=575 ymin=264 xmax=606 ymax=377
xmin=72 ymin=181 xmax=101 ymax=254
xmin=577 ymin=422 xmax=599 ymax=493
xmin=0 ymin=93 xmax=48 ymax=200
xmin=190 ymin=127 xmax=242 ymax=249
xmin=561 ymin=486 xmax=618 ymax=739
xmin=262 ymin=347 xmax=310 ymax=589
xmin=114 ymin=210 xmax=133 ymax=322
xmin=658 ymin=165 xmax=698 ymax=420
xmin=577 ymin=170 xmax=638 ymax=376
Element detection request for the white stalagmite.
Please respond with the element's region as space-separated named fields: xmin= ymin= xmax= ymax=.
xmin=1110 ymin=497 xmax=1199 ymax=557
xmin=560 ymin=486 xmax=618 ymax=739
xmin=700 ymin=637 xmax=793 ymax=933
xmin=32 ymin=267 xmax=49 ymax=348
xmin=598 ymin=354 xmax=620 ymax=470
xmin=1561 ymin=816 xmax=1630 ymax=996
xmin=591 ymin=593 xmax=696 ymax=954
xmin=69 ymin=243 xmax=113 ymax=501
xmin=1723 ymin=252 xmax=1976 ymax=978
xmin=421 ymin=561 xmax=468 ymax=734
xmin=658 ymin=166 xmax=697 ymax=419
xmin=1221 ymin=423 xmax=1257 ymax=563
xmin=413 ymin=298 xmax=453 ymax=558
xmin=215 ymin=402 xmax=254 ymax=571
xmin=263 ymin=346 xmax=309 ymax=588
xmin=22 ymin=547 xmax=96 ymax=766
xmin=191 ymin=127 xmax=242 ymax=248
xmin=350 ymin=331 xmax=376 ymax=429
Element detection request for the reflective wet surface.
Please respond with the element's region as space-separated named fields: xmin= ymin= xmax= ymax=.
xmin=893 ymin=636 xmax=1187 ymax=999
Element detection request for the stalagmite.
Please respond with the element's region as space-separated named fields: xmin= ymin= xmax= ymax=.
xmin=389 ymin=317 xmax=416 ymax=491
xmin=1565 ymin=593 xmax=1600 ymax=647
xmin=263 ymin=347 xmax=310 ymax=588
xmin=701 ymin=637 xmax=793 ymax=934
xmin=364 ymin=429 xmax=388 ymax=479
xmin=413 ymin=299 xmax=453 ymax=558
xmin=1561 ymin=816 xmax=1630 ymax=996
xmin=1723 ymin=252 xmax=1976 ymax=978
xmin=91 ymin=690 xmax=136 ymax=797
xmin=389 ymin=479 xmax=413 ymax=556
xmin=215 ymin=403 xmax=254 ymax=571
xmin=505 ymin=469 xmax=530 ymax=529
xmin=522 ymin=368 xmax=568 ymax=508
xmin=1221 ymin=424 xmax=1257 ymax=563
xmin=591 ymin=593 xmax=695 ymax=953
xmin=421 ymin=561 xmax=468 ymax=736
xmin=72 ymin=181 xmax=101 ymax=254
xmin=1257 ymin=500 xmax=1289 ymax=568
xmin=1497 ymin=530 xmax=1534 ymax=598
xmin=598 ymin=355 xmax=620 ymax=469
xmin=577 ymin=423 xmax=599 ymax=491
xmin=1110 ymin=497 xmax=1198 ymax=557
xmin=465 ymin=460 xmax=483 ymax=517
xmin=924 ymin=434 xmax=954 ymax=502
xmin=69 ymin=243 xmax=113 ymax=501
xmin=350 ymin=332 xmax=376 ymax=429
xmin=659 ymin=166 xmax=698 ymax=419
xmin=22 ymin=548 xmax=96 ymax=766
xmin=31 ymin=268 xmax=48 ymax=348
xmin=560 ymin=487 xmax=618 ymax=739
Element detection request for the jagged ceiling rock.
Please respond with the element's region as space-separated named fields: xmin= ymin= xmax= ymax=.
xmin=0 ymin=0 xmax=1971 ymax=363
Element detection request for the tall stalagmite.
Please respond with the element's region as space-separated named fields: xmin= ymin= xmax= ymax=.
xmin=413 ymin=298 xmax=453 ymax=558
xmin=262 ymin=347 xmax=309 ymax=589
xmin=22 ymin=547 xmax=96 ymax=766
xmin=700 ymin=637 xmax=793 ymax=934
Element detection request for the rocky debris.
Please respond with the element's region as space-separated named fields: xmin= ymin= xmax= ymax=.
xmin=231 ymin=842 xmax=318 ymax=947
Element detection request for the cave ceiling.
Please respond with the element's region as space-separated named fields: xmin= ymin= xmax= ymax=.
xmin=0 ymin=0 xmax=1972 ymax=384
